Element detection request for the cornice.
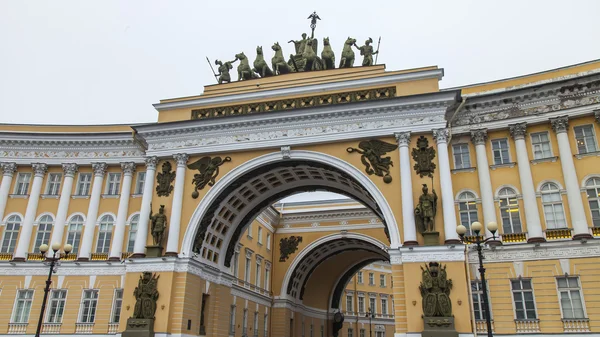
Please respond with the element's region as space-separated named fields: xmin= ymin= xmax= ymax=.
xmin=281 ymin=209 xmax=375 ymax=224
xmin=467 ymin=240 xmax=600 ymax=263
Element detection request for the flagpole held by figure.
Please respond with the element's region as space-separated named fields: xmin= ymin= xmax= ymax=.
xmin=374 ymin=36 xmax=381 ymax=65
xmin=206 ymin=56 xmax=219 ymax=83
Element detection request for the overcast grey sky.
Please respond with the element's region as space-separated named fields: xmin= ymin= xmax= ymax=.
xmin=1 ymin=0 xmax=600 ymax=125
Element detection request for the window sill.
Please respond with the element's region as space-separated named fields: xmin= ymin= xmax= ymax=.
xmin=575 ymin=151 xmax=600 ymax=159
xmin=257 ymin=242 xmax=263 ymax=246
xmin=451 ymin=167 xmax=476 ymax=174
xmin=490 ymin=162 xmax=516 ymax=170
xmin=132 ymin=193 xmax=143 ymax=198
xmin=101 ymin=194 xmax=120 ymax=199
xmin=531 ymin=156 xmax=558 ymax=165
xmin=72 ymin=195 xmax=90 ymax=199
xmin=9 ymin=194 xmax=28 ymax=199
xmin=41 ymin=194 xmax=60 ymax=199
xmin=247 ymin=235 xmax=253 ymax=240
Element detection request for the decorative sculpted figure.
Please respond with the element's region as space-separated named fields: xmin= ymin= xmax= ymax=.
xmin=289 ymin=33 xmax=310 ymax=56
xmin=253 ymin=46 xmax=274 ymax=78
xmin=150 ymin=205 xmax=167 ymax=246
xmin=321 ymin=37 xmax=335 ymax=70
xmin=339 ymin=37 xmax=357 ymax=68
xmin=279 ymin=236 xmax=303 ymax=262
xmin=156 ymin=162 xmax=176 ymax=197
xmin=132 ymin=272 xmax=160 ymax=319
xmin=347 ymin=139 xmax=398 ymax=183
xmin=215 ymin=59 xmax=235 ymax=84
xmin=411 ymin=136 xmax=437 ymax=178
xmin=419 ymin=262 xmax=453 ymax=317
xmin=272 ymin=42 xmax=294 ymax=75
xmin=354 ymin=38 xmax=378 ymax=67
xmin=235 ymin=52 xmax=258 ymax=81
xmin=415 ymin=184 xmax=438 ymax=233
xmin=187 ymin=156 xmax=232 ymax=199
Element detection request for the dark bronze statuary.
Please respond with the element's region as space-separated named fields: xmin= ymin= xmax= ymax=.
xmin=279 ymin=236 xmax=303 ymax=262
xmin=415 ymin=184 xmax=438 ymax=233
xmin=412 ymin=135 xmax=436 ymax=178
xmin=347 ymin=139 xmax=397 ymax=183
xmin=150 ymin=205 xmax=167 ymax=247
xmin=187 ymin=156 xmax=232 ymax=199
xmin=420 ymin=262 xmax=458 ymax=337
xmin=215 ymin=59 xmax=235 ymax=84
xmin=123 ymin=272 xmax=160 ymax=337
xmin=156 ymin=162 xmax=175 ymax=197
xmin=354 ymin=37 xmax=378 ymax=67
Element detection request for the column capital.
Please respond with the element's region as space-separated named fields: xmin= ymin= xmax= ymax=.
xmin=32 ymin=163 xmax=48 ymax=177
xmin=145 ymin=156 xmax=158 ymax=169
xmin=394 ymin=132 xmax=411 ymax=147
xmin=121 ymin=162 xmax=136 ymax=176
xmin=433 ymin=128 xmax=450 ymax=144
xmin=470 ymin=129 xmax=488 ymax=145
xmin=1 ymin=162 xmax=17 ymax=177
xmin=92 ymin=162 xmax=108 ymax=176
xmin=550 ymin=116 xmax=569 ymax=134
xmin=61 ymin=163 xmax=79 ymax=177
xmin=173 ymin=153 xmax=189 ymax=167
xmin=509 ymin=122 xmax=527 ymax=140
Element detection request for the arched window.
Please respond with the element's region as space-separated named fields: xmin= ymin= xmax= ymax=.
xmin=540 ymin=183 xmax=566 ymax=229
xmin=585 ymin=177 xmax=600 ymax=227
xmin=498 ymin=187 xmax=522 ymax=234
xmin=457 ymin=192 xmax=478 ymax=235
xmin=96 ymin=215 xmax=114 ymax=253
xmin=126 ymin=215 xmax=139 ymax=253
xmin=67 ymin=215 xmax=84 ymax=254
xmin=34 ymin=215 xmax=54 ymax=250
xmin=1 ymin=215 xmax=21 ymax=253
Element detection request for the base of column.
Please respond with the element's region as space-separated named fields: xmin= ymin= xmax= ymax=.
xmin=573 ymin=233 xmax=594 ymax=240
xmin=163 ymin=251 xmax=178 ymax=257
xmin=76 ymin=257 xmax=90 ymax=262
xmin=107 ymin=256 xmax=121 ymax=262
xmin=128 ymin=253 xmax=146 ymax=258
xmin=444 ymin=239 xmax=461 ymax=245
xmin=527 ymin=237 xmax=546 ymax=244
xmin=11 ymin=257 xmax=26 ymax=262
xmin=403 ymin=241 xmax=419 ymax=246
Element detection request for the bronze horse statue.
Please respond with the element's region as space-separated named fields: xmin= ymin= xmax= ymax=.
xmin=235 ymin=52 xmax=258 ymax=81
xmin=253 ymin=46 xmax=274 ymax=78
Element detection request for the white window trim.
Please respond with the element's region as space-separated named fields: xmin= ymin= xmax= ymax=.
xmin=78 ymin=289 xmax=99 ymax=323
xmin=510 ymin=279 xmax=538 ymax=321
xmin=75 ymin=173 xmax=92 ymax=196
xmin=452 ymin=143 xmax=472 ymax=169
xmin=46 ymin=289 xmax=68 ymax=323
xmin=13 ymin=173 xmax=31 ymax=195
xmin=471 ymin=280 xmax=493 ymax=321
xmin=555 ymin=276 xmax=588 ymax=320
xmin=134 ymin=171 xmax=146 ymax=195
xmin=44 ymin=173 xmax=62 ymax=196
xmin=530 ymin=131 xmax=554 ymax=159
xmin=2 ymin=214 xmax=23 ymax=254
xmin=11 ymin=289 xmax=34 ymax=323
xmin=104 ymin=172 xmax=122 ymax=196
xmin=490 ymin=138 xmax=512 ymax=165
xmin=110 ymin=289 xmax=124 ymax=324
xmin=573 ymin=124 xmax=599 ymax=154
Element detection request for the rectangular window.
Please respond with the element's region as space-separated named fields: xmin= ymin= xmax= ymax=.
xmin=35 ymin=218 xmax=53 ymax=249
xmin=557 ymin=277 xmax=586 ymax=319
xmin=229 ymin=305 xmax=236 ymax=334
xmin=105 ymin=173 xmax=122 ymax=195
xmin=310 ymin=323 xmax=314 ymax=337
xmin=471 ymin=280 xmax=491 ymax=321
xmin=348 ymin=328 xmax=353 ymax=337
xmin=12 ymin=289 xmax=34 ymax=323
xmin=266 ymin=233 xmax=271 ymax=250
xmin=256 ymin=262 xmax=261 ymax=287
xmin=346 ymin=295 xmax=353 ymax=313
xmin=253 ymin=311 xmax=259 ymax=337
xmin=357 ymin=271 xmax=363 ymax=284
xmin=134 ymin=172 xmax=146 ymax=194
xmin=358 ymin=296 xmax=365 ymax=313
xmin=321 ymin=325 xmax=324 ymax=337
xmin=369 ymin=298 xmax=376 ymax=313
xmin=376 ymin=332 xmax=385 ymax=337
xmin=531 ymin=132 xmax=552 ymax=159
xmin=76 ymin=173 xmax=92 ymax=196
xmin=46 ymin=173 xmax=62 ymax=195
xmin=96 ymin=219 xmax=113 ymax=253
xmin=46 ymin=289 xmax=67 ymax=323
xmin=232 ymin=250 xmax=240 ymax=278
xmin=452 ymin=144 xmax=471 ymax=169
xmin=369 ymin=273 xmax=374 ymax=286
xmin=381 ymin=298 xmax=388 ymax=315
xmin=245 ymin=255 xmax=251 ymax=283
xmin=491 ymin=138 xmax=510 ymax=165
xmin=574 ymin=124 xmax=597 ymax=154
xmin=258 ymin=227 xmax=263 ymax=245
xmin=2 ymin=217 xmax=21 ymax=253
xmin=243 ymin=309 xmax=248 ymax=334
xmin=67 ymin=221 xmax=83 ymax=254
xmin=79 ymin=289 xmax=99 ymax=323
xmin=126 ymin=218 xmax=138 ymax=252
xmin=360 ymin=329 xmax=365 ymax=337
xmin=380 ymin=274 xmax=386 ymax=287
xmin=511 ymin=279 xmax=537 ymax=320
xmin=111 ymin=289 xmax=123 ymax=323
xmin=265 ymin=268 xmax=270 ymax=291
xmin=14 ymin=173 xmax=31 ymax=195
xmin=264 ymin=313 xmax=268 ymax=337
xmin=247 ymin=223 xmax=253 ymax=238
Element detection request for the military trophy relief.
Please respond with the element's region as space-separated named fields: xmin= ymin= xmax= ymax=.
xmin=146 ymin=205 xmax=167 ymax=258
xmin=347 ymin=139 xmax=398 ymax=183
xmin=420 ymin=262 xmax=458 ymax=337
xmin=122 ymin=272 xmax=160 ymax=337
xmin=156 ymin=161 xmax=175 ymax=197
xmin=279 ymin=236 xmax=303 ymax=262
xmin=207 ymin=12 xmax=381 ymax=83
xmin=187 ymin=156 xmax=232 ymax=199
xmin=412 ymin=136 xmax=440 ymax=246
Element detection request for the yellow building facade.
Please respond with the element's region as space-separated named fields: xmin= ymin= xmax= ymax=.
xmin=0 ymin=58 xmax=599 ymax=337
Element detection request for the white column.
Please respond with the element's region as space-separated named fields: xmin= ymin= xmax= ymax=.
xmin=433 ymin=129 xmax=460 ymax=244
xmin=132 ymin=157 xmax=158 ymax=257
xmin=14 ymin=163 xmax=47 ymax=261
xmin=47 ymin=163 xmax=78 ymax=257
xmin=0 ymin=162 xmax=17 ymax=223
xmin=471 ymin=129 xmax=495 ymax=238
xmin=109 ymin=162 xmax=135 ymax=260
xmin=394 ymin=132 xmax=417 ymax=245
xmin=78 ymin=162 xmax=107 ymax=260
xmin=550 ymin=116 xmax=593 ymax=240
xmin=509 ymin=123 xmax=545 ymax=242
xmin=165 ymin=154 xmax=188 ymax=256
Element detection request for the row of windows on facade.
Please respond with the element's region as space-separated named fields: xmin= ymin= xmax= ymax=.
xmin=345 ymin=294 xmax=392 ymax=316
xmin=228 ymin=305 xmax=268 ymax=337
xmin=348 ymin=328 xmax=386 ymax=337
xmin=1 ymin=213 xmax=139 ymax=254
xmin=457 ymin=177 xmax=600 ymax=234
xmin=246 ymin=223 xmax=272 ymax=250
xmin=231 ymin=248 xmax=271 ymax=291
xmin=356 ymin=271 xmax=390 ymax=288
xmin=452 ymin=125 xmax=597 ymax=170
xmin=471 ymin=276 xmax=586 ymax=322
xmin=11 ymin=171 xmax=146 ymax=197
xmin=11 ymin=288 xmax=123 ymax=325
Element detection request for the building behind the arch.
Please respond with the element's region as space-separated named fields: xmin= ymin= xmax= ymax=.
xmin=0 ymin=58 xmax=600 ymax=337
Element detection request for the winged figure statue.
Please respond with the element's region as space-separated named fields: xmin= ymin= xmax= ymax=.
xmin=187 ymin=156 xmax=232 ymax=198
xmin=347 ymin=139 xmax=398 ymax=183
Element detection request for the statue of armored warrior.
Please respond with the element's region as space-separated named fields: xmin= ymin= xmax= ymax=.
xmin=132 ymin=272 xmax=160 ymax=319
xmin=289 ymin=33 xmax=310 ymax=56
xmin=150 ymin=205 xmax=167 ymax=246
xmin=354 ymin=38 xmax=378 ymax=66
xmin=414 ymin=184 xmax=438 ymax=233
xmin=215 ymin=59 xmax=235 ymax=84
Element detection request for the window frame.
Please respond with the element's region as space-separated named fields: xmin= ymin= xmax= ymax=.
xmin=358 ymin=295 xmax=365 ymax=313
xmin=66 ymin=215 xmax=84 ymax=254
xmin=126 ymin=214 xmax=139 ymax=253
xmin=368 ymin=273 xmax=374 ymax=286
xmin=490 ymin=138 xmax=511 ymax=165
xmin=585 ymin=177 xmax=600 ymax=227
xmin=45 ymin=173 xmax=62 ymax=196
xmin=2 ymin=215 xmax=22 ymax=253
xmin=498 ymin=187 xmax=523 ymax=234
xmin=14 ymin=173 xmax=31 ymax=195
xmin=76 ymin=173 xmax=92 ymax=196
xmin=357 ymin=271 xmax=363 ymax=284
xmin=381 ymin=298 xmax=388 ymax=315
xmin=111 ymin=289 xmax=124 ymax=323
xmin=556 ymin=276 xmax=587 ymax=319
xmin=346 ymin=294 xmax=354 ymax=313
xmin=540 ymin=182 xmax=567 ymax=229
xmin=573 ymin=124 xmax=598 ymax=154
xmin=457 ymin=191 xmax=478 ymax=235
xmin=134 ymin=171 xmax=146 ymax=195
xmin=78 ymin=289 xmax=99 ymax=323
xmin=471 ymin=280 xmax=492 ymax=321
xmin=266 ymin=233 xmax=271 ymax=250
xmin=511 ymin=279 xmax=538 ymax=320
xmin=105 ymin=173 xmax=122 ymax=196
xmin=380 ymin=274 xmax=386 ymax=287
xmin=12 ymin=289 xmax=34 ymax=323
xmin=369 ymin=297 xmax=377 ymax=314
xmin=452 ymin=143 xmax=471 ymax=169
xmin=96 ymin=214 xmax=114 ymax=253
xmin=530 ymin=131 xmax=553 ymax=159
xmin=46 ymin=289 xmax=67 ymax=323
xmin=34 ymin=215 xmax=54 ymax=250
xmin=257 ymin=227 xmax=263 ymax=245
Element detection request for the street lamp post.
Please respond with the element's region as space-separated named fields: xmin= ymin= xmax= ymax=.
xmin=365 ymin=307 xmax=375 ymax=337
xmin=35 ymin=242 xmax=72 ymax=337
xmin=456 ymin=221 xmax=499 ymax=337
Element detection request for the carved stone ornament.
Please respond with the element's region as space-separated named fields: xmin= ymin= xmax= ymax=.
xmin=145 ymin=156 xmax=159 ymax=170
xmin=187 ymin=156 xmax=232 ymax=199
xmin=419 ymin=262 xmax=453 ymax=317
xmin=415 ymin=184 xmax=438 ymax=233
xmin=432 ymin=128 xmax=449 ymax=144
xmin=470 ymin=129 xmax=488 ymax=145
xmin=279 ymin=236 xmax=303 ymax=262
xmin=509 ymin=122 xmax=527 ymax=140
xmin=394 ymin=132 xmax=411 ymax=147
xmin=150 ymin=205 xmax=167 ymax=246
xmin=92 ymin=162 xmax=108 ymax=176
xmin=156 ymin=162 xmax=175 ymax=197
xmin=32 ymin=163 xmax=48 ymax=177
xmin=281 ymin=146 xmax=291 ymax=160
xmin=550 ymin=116 xmax=569 ymax=134
xmin=132 ymin=272 xmax=160 ymax=319
xmin=411 ymin=136 xmax=436 ymax=178
xmin=347 ymin=139 xmax=397 ymax=183
xmin=595 ymin=109 xmax=600 ymax=124
xmin=1 ymin=162 xmax=18 ymax=176
xmin=173 ymin=153 xmax=189 ymax=167
xmin=61 ymin=163 xmax=79 ymax=177
xmin=121 ymin=162 xmax=136 ymax=175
